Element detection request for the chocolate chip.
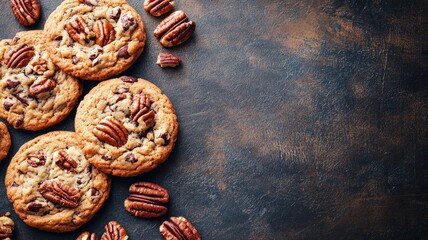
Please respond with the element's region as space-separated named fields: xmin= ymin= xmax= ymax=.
xmin=85 ymin=165 xmax=93 ymax=173
xmin=72 ymin=55 xmax=79 ymax=64
xmin=101 ymin=155 xmax=112 ymax=161
xmin=12 ymin=93 xmax=27 ymax=105
xmin=15 ymin=119 xmax=24 ymax=127
xmin=108 ymin=7 xmax=121 ymax=20
xmin=160 ymin=132 xmax=171 ymax=142
xmin=118 ymin=45 xmax=130 ymax=59
xmin=121 ymin=15 xmax=135 ymax=31
xmin=54 ymin=35 xmax=63 ymax=41
xmin=27 ymin=201 xmax=43 ymax=212
xmin=11 ymin=181 xmax=18 ymax=187
xmin=3 ymin=101 xmax=13 ymax=111
xmin=90 ymin=188 xmax=99 ymax=198
xmin=82 ymin=0 xmax=98 ymax=6
xmin=121 ymin=76 xmax=137 ymax=83
xmin=125 ymin=153 xmax=137 ymax=163
xmin=6 ymin=79 xmax=20 ymax=89
xmin=89 ymin=53 xmax=99 ymax=61
xmin=13 ymin=36 xmax=20 ymax=43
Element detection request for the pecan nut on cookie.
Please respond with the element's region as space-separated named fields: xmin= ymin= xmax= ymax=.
xmin=44 ymin=0 xmax=146 ymax=81
xmin=0 ymin=121 xmax=11 ymax=162
xmin=75 ymin=77 xmax=178 ymax=177
xmin=5 ymin=131 xmax=110 ymax=232
xmin=0 ymin=31 xmax=82 ymax=131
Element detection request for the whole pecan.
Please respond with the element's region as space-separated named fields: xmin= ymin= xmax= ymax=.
xmin=0 ymin=212 xmax=14 ymax=239
xmin=160 ymin=216 xmax=201 ymax=240
xmin=4 ymin=43 xmax=35 ymax=68
xmin=65 ymin=16 xmax=95 ymax=45
xmin=93 ymin=117 xmax=129 ymax=147
xmin=10 ymin=0 xmax=40 ymax=26
xmin=31 ymin=58 xmax=48 ymax=74
xmin=124 ymin=182 xmax=169 ymax=218
xmin=100 ymin=221 xmax=128 ymax=240
xmin=28 ymin=79 xmax=56 ymax=97
xmin=55 ymin=149 xmax=78 ymax=171
xmin=94 ymin=19 xmax=116 ymax=46
xmin=27 ymin=152 xmax=45 ymax=167
xmin=154 ymin=11 xmax=196 ymax=47
xmin=77 ymin=231 xmax=98 ymax=240
xmin=39 ymin=180 xmax=81 ymax=208
xmin=131 ymin=93 xmax=155 ymax=126
xmin=157 ymin=52 xmax=181 ymax=67
xmin=144 ymin=0 xmax=175 ymax=17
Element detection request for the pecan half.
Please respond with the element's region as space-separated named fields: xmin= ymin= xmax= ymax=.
xmin=39 ymin=181 xmax=81 ymax=208
xmin=101 ymin=221 xmax=128 ymax=240
xmin=65 ymin=16 xmax=95 ymax=45
xmin=93 ymin=117 xmax=129 ymax=147
xmin=157 ymin=52 xmax=181 ymax=67
xmin=154 ymin=11 xmax=196 ymax=47
xmin=124 ymin=182 xmax=169 ymax=218
xmin=55 ymin=149 xmax=78 ymax=171
xmin=131 ymin=94 xmax=155 ymax=126
xmin=160 ymin=216 xmax=201 ymax=240
xmin=27 ymin=152 xmax=45 ymax=167
xmin=94 ymin=19 xmax=116 ymax=46
xmin=77 ymin=231 xmax=98 ymax=240
xmin=10 ymin=0 xmax=40 ymax=26
xmin=0 ymin=212 xmax=14 ymax=239
xmin=144 ymin=0 xmax=175 ymax=17
xmin=4 ymin=43 xmax=35 ymax=68
xmin=31 ymin=58 xmax=48 ymax=75
xmin=28 ymin=79 xmax=56 ymax=97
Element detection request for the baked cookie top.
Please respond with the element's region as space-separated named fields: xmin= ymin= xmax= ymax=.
xmin=44 ymin=0 xmax=146 ymax=81
xmin=0 ymin=30 xmax=82 ymax=131
xmin=0 ymin=121 xmax=11 ymax=162
xmin=5 ymin=131 xmax=111 ymax=232
xmin=75 ymin=77 xmax=178 ymax=177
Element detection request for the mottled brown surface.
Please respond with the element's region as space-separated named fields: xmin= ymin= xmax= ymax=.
xmin=0 ymin=0 xmax=427 ymax=239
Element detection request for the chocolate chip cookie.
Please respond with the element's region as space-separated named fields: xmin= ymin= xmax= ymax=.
xmin=0 ymin=30 xmax=82 ymax=131
xmin=44 ymin=0 xmax=146 ymax=81
xmin=75 ymin=77 xmax=178 ymax=177
xmin=0 ymin=121 xmax=11 ymax=162
xmin=5 ymin=131 xmax=111 ymax=232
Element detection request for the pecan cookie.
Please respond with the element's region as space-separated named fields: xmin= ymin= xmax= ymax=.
xmin=0 ymin=121 xmax=11 ymax=162
xmin=44 ymin=0 xmax=146 ymax=81
xmin=5 ymin=131 xmax=110 ymax=232
xmin=75 ymin=77 xmax=178 ymax=177
xmin=0 ymin=31 xmax=82 ymax=131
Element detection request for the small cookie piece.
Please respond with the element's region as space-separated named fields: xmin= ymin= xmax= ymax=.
xmin=0 ymin=121 xmax=11 ymax=162
xmin=101 ymin=221 xmax=128 ymax=240
xmin=0 ymin=31 xmax=82 ymax=131
xmin=75 ymin=77 xmax=178 ymax=177
xmin=44 ymin=0 xmax=146 ymax=81
xmin=160 ymin=216 xmax=201 ymax=240
xmin=5 ymin=131 xmax=110 ymax=232
xmin=0 ymin=212 xmax=14 ymax=240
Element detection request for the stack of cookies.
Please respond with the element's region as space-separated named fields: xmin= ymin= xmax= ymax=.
xmin=0 ymin=0 xmax=200 ymax=239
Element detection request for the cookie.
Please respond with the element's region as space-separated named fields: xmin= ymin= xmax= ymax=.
xmin=75 ymin=76 xmax=178 ymax=177
xmin=0 ymin=212 xmax=14 ymax=239
xmin=44 ymin=0 xmax=146 ymax=81
xmin=0 ymin=30 xmax=82 ymax=131
xmin=0 ymin=121 xmax=11 ymax=162
xmin=5 ymin=131 xmax=111 ymax=232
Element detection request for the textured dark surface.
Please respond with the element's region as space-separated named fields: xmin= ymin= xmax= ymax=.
xmin=1 ymin=0 xmax=428 ymax=239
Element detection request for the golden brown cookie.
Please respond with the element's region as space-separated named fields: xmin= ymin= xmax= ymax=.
xmin=0 ymin=212 xmax=14 ymax=239
xmin=75 ymin=77 xmax=178 ymax=177
xmin=44 ymin=0 xmax=146 ymax=81
xmin=5 ymin=131 xmax=110 ymax=232
xmin=0 ymin=30 xmax=82 ymax=131
xmin=0 ymin=121 xmax=11 ymax=162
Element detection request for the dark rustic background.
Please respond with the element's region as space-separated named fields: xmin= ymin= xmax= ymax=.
xmin=1 ymin=0 xmax=427 ymax=239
